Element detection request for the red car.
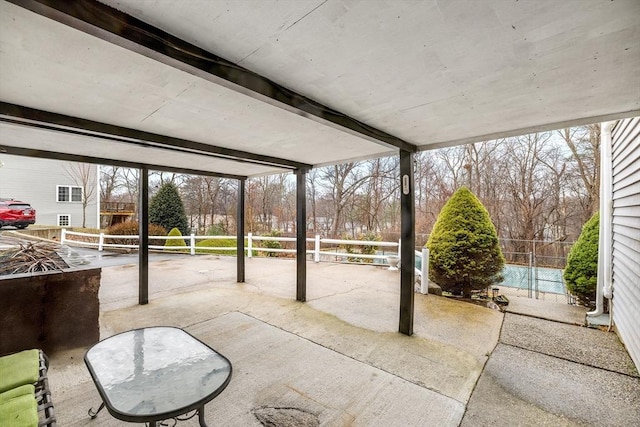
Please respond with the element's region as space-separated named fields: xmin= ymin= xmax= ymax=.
xmin=0 ymin=199 xmax=36 ymax=229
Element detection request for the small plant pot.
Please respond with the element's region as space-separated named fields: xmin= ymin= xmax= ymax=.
xmin=386 ymin=255 xmax=400 ymax=271
xmin=494 ymin=295 xmax=509 ymax=306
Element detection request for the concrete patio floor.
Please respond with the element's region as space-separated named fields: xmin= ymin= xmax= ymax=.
xmin=45 ymin=255 xmax=639 ymax=426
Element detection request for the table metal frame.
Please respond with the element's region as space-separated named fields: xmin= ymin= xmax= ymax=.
xmin=84 ymin=326 xmax=232 ymax=427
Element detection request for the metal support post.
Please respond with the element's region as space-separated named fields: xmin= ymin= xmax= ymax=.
xmin=138 ymin=166 xmax=149 ymax=305
xmin=237 ymin=178 xmax=245 ymax=282
xmin=296 ymin=169 xmax=307 ymax=302
xmin=399 ymin=150 xmax=415 ymax=335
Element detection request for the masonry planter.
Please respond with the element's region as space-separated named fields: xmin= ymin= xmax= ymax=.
xmin=0 ymin=268 xmax=101 ymax=355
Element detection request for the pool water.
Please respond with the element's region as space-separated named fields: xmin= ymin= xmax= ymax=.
xmin=390 ymin=254 xmax=566 ymax=296
xmin=500 ymin=264 xmax=566 ymax=294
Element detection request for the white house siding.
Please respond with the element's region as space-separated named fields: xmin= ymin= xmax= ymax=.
xmin=611 ymin=117 xmax=640 ymax=370
xmin=0 ymin=155 xmax=98 ymax=228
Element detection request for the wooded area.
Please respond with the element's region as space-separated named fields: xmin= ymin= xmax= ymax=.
xmin=100 ymin=125 xmax=600 ymax=264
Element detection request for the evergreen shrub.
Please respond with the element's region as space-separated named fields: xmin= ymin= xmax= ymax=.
xmin=359 ymin=232 xmax=381 ymax=263
xmin=207 ymin=221 xmax=227 ymax=236
xmin=563 ymin=213 xmax=599 ymax=308
xmin=426 ymin=186 xmax=504 ymax=297
xmin=164 ymin=227 xmax=187 ymax=250
xmin=149 ymin=183 xmax=189 ymax=236
xmin=106 ymin=221 xmax=167 ymax=246
xmin=341 ymin=232 xmax=381 ymax=263
xmin=261 ymin=230 xmax=283 ymax=257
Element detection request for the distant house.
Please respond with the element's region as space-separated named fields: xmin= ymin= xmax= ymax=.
xmin=0 ymin=155 xmax=99 ymax=228
xmin=101 ymin=201 xmax=136 ymax=228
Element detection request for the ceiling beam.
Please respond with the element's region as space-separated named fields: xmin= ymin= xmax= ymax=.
xmin=0 ymin=102 xmax=309 ymax=171
xmin=9 ymin=0 xmax=418 ymax=154
xmin=0 ymin=145 xmax=246 ymax=180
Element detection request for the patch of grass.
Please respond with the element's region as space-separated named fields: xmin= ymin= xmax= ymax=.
xmin=195 ymin=238 xmax=238 ymax=255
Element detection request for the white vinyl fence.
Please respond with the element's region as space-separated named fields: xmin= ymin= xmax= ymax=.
xmin=60 ymin=229 xmax=430 ymax=293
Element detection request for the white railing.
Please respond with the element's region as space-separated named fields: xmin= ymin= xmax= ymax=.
xmin=60 ymin=229 xmax=429 ymax=293
xmin=60 ymin=229 xmax=402 ymax=260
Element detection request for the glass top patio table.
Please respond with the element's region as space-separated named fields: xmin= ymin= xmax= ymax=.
xmin=84 ymin=326 xmax=232 ymax=427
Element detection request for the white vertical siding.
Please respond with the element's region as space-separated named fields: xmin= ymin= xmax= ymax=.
xmin=611 ymin=117 xmax=640 ymax=371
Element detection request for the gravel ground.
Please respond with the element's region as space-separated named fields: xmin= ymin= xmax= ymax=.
xmin=462 ymin=313 xmax=640 ymax=426
xmin=501 ymin=313 xmax=638 ymax=377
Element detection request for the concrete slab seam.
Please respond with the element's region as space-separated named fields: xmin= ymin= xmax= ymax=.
xmin=181 ymin=310 xmax=236 ymax=330
xmin=459 ymin=310 xmax=506 ymax=420
xmin=222 ymin=310 xmax=469 ymax=405
xmin=499 ymin=342 xmax=640 ymax=379
xmin=306 ymin=287 xmax=368 ymax=302
xmin=506 ymin=310 xmax=586 ymax=327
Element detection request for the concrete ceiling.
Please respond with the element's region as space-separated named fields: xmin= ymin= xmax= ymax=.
xmin=1 ymin=0 xmax=639 ymax=178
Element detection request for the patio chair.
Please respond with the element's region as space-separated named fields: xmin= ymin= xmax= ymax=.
xmin=0 ymin=349 xmax=56 ymax=426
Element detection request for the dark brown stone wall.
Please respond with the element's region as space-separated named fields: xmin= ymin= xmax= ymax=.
xmin=0 ymin=268 xmax=101 ymax=355
xmin=0 ymin=278 xmax=45 ymax=353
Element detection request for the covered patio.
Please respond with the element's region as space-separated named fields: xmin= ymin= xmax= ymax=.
xmin=1 ymin=0 xmax=639 ymax=425
xmin=47 ymin=256 xmax=639 ymax=426
xmin=1 ymin=0 xmax=639 ymax=335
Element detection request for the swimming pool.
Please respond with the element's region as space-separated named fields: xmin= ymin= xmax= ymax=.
xmin=396 ymin=254 xmax=567 ymax=295
xmin=501 ymin=264 xmax=566 ymax=294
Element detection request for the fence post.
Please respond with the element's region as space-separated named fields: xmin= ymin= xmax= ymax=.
xmin=190 ymin=234 xmax=196 ymax=256
xmin=533 ymin=241 xmax=538 ymax=299
xmin=247 ymin=233 xmax=253 ymax=259
xmin=528 ymin=251 xmax=533 ymax=299
xmin=397 ymin=239 xmax=401 ymax=257
xmin=314 ymin=234 xmax=320 ymax=262
xmin=420 ymin=248 xmax=429 ymax=294
xmin=61 ymin=228 xmax=67 ymax=245
xmin=98 ymin=233 xmax=105 ymax=252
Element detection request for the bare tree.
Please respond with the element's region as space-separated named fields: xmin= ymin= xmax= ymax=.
xmin=356 ymin=157 xmax=399 ymax=233
xmin=537 ymin=144 xmax=570 ymax=241
xmin=65 ymin=162 xmax=97 ymax=228
xmin=246 ymin=174 xmax=289 ymax=232
xmin=414 ymin=152 xmax=440 ymax=239
xmin=437 ymin=146 xmax=467 ymax=191
xmin=93 ymin=125 xmax=600 ymax=252
xmin=307 ymin=169 xmax=320 ymax=233
xmin=320 ymin=163 xmax=368 ymax=238
xmin=181 ymin=176 xmax=208 ymax=233
xmin=220 ymin=179 xmax=238 ymax=233
xmin=500 ymin=132 xmax=554 ymax=247
xmin=559 ymin=124 xmax=600 ymax=224
xmin=151 ymin=171 xmax=185 ymax=188
xmin=121 ymin=168 xmax=140 ymax=204
xmin=275 ymin=175 xmax=296 ymax=232
xmin=463 ymin=140 xmax=507 ymax=234
xmin=100 ymin=165 xmax=122 ymax=202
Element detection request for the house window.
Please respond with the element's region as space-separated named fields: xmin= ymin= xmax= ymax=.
xmin=57 ymin=185 xmax=83 ymax=202
xmin=57 ymin=214 xmax=71 ymax=227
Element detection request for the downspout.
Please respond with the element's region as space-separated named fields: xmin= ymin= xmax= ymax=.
xmin=587 ymin=121 xmax=614 ymax=319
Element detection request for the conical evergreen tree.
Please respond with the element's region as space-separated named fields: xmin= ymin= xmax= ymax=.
xmin=563 ymin=213 xmax=599 ymax=308
xmin=149 ymin=183 xmax=189 ymax=236
xmin=164 ymin=227 xmax=187 ymax=249
xmin=426 ymin=186 xmax=504 ymax=298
